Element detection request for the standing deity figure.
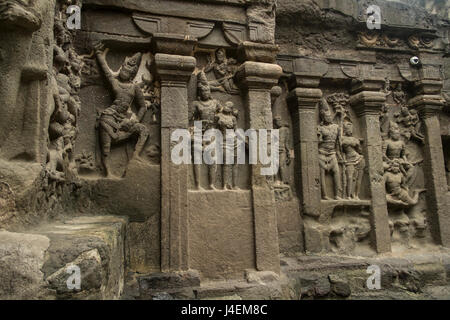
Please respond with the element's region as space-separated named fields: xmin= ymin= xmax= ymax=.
xmin=341 ymin=121 xmax=365 ymax=200
xmin=204 ymin=48 xmax=238 ymax=94
xmin=192 ymin=72 xmax=221 ymax=189
xmin=273 ymin=116 xmax=291 ymax=186
xmin=318 ymin=98 xmax=342 ymax=200
xmin=216 ymin=101 xmax=239 ymax=190
xmin=95 ymin=43 xmax=149 ymax=177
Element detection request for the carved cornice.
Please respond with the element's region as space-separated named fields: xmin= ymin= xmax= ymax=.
xmin=357 ymin=30 xmax=440 ymax=53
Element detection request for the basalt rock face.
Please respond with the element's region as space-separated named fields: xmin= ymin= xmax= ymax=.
xmin=0 ymin=0 xmax=449 ymax=300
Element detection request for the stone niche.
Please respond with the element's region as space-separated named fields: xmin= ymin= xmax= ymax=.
xmin=74 ymin=0 xmax=283 ymax=279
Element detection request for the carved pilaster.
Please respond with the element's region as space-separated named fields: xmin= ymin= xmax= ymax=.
xmin=154 ymin=34 xmax=197 ymax=272
xmin=350 ymin=79 xmax=391 ymax=254
xmin=235 ymin=59 xmax=282 ymax=273
xmin=287 ymin=87 xmax=322 ymax=217
xmin=408 ymin=79 xmax=450 ymax=247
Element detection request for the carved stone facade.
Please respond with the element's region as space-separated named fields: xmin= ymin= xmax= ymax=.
xmin=0 ymin=0 xmax=450 ymax=299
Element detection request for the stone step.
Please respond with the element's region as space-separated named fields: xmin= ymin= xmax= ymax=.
xmin=0 ymin=215 xmax=128 ymax=299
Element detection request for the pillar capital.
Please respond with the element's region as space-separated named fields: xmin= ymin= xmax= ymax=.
xmin=350 ymin=78 xmax=385 ymax=94
xmin=154 ymin=54 xmax=196 ymax=84
xmin=350 ymin=91 xmax=386 ymax=117
xmin=288 ymin=58 xmax=328 ymax=89
xmin=408 ymin=79 xmax=445 ymax=118
xmin=235 ymin=61 xmax=282 ymax=90
xmin=151 ymin=33 xmax=197 ymax=56
xmin=287 ymin=87 xmax=323 ymax=111
xmin=237 ymin=41 xmax=279 ymax=63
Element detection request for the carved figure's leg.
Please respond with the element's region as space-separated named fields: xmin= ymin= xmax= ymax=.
xmin=209 ymin=164 xmax=217 ymax=189
xmin=194 ymin=164 xmax=202 ymax=189
xmin=131 ymin=123 xmax=149 ymax=159
xmin=346 ymin=164 xmax=355 ymax=199
xmin=99 ymin=129 xmax=112 ymax=177
xmin=331 ymin=156 xmax=342 ymax=200
xmin=320 ymin=167 xmax=329 ymax=200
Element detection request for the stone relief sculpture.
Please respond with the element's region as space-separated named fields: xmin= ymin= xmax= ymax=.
xmin=94 ymin=43 xmax=150 ymax=178
xmin=273 ymin=116 xmax=291 ymax=186
xmin=382 ymin=121 xmax=423 ymax=200
xmin=46 ymin=12 xmax=83 ymax=182
xmin=394 ymin=106 xmax=425 ymax=144
xmin=204 ymin=48 xmax=239 ymax=94
xmin=340 ymin=121 xmax=365 ymax=200
xmin=318 ymin=97 xmax=342 ymax=200
xmin=246 ymin=0 xmax=277 ymax=44
xmin=272 ymin=116 xmax=292 ymax=201
xmin=216 ymin=102 xmax=239 ymax=190
xmin=0 ymin=0 xmax=41 ymax=30
xmin=357 ymin=31 xmax=436 ymax=51
xmin=191 ymin=72 xmax=221 ymax=190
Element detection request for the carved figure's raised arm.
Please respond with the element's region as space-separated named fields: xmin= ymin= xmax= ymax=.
xmin=95 ymin=43 xmax=118 ymax=90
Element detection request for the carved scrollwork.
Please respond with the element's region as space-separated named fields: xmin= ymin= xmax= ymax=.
xmin=358 ymin=31 xmax=437 ymax=51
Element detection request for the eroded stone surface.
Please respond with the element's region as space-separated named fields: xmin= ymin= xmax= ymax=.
xmin=0 ymin=0 xmax=449 ymax=299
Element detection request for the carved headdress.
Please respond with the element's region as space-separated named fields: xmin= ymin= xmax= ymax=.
xmin=121 ymin=52 xmax=142 ymax=78
xmin=319 ymin=98 xmax=332 ymax=119
xmin=197 ymin=71 xmax=210 ymax=92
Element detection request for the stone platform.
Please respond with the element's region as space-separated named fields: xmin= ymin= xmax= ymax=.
xmin=125 ymin=249 xmax=450 ymax=300
xmin=0 ymin=215 xmax=127 ymax=299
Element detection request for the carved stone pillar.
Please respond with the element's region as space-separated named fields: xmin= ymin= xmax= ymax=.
xmin=235 ymin=45 xmax=282 ymax=273
xmin=350 ymin=79 xmax=391 ymax=253
xmin=286 ymin=59 xmax=328 ymax=218
xmin=287 ymin=87 xmax=322 ymax=217
xmin=153 ymin=34 xmax=196 ymax=272
xmin=409 ymin=79 xmax=450 ymax=247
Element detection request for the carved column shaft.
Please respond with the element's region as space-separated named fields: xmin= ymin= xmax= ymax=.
xmin=287 ymin=87 xmax=322 ymax=217
xmin=236 ymin=61 xmax=282 ymax=273
xmin=409 ymin=82 xmax=450 ymax=246
xmin=350 ymin=81 xmax=391 ymax=253
xmin=154 ymin=52 xmax=196 ymax=272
